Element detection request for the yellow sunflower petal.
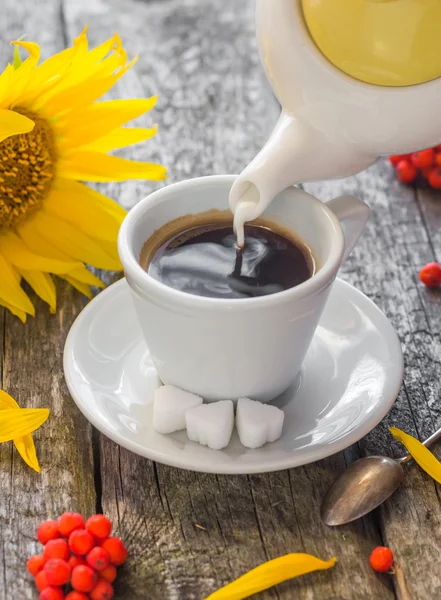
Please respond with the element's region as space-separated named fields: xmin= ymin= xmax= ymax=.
xmin=67 ymin=269 xmax=105 ymax=288
xmin=0 ymin=65 xmax=13 ymax=106
xmin=82 ymin=126 xmax=158 ymax=153
xmin=44 ymin=183 xmax=125 ymax=242
xmin=92 ymin=48 xmax=129 ymax=78
xmin=0 ymin=108 xmax=34 ymax=142
xmin=0 ymin=301 xmax=26 ymax=322
xmin=97 ymin=241 xmax=121 ymax=265
xmin=61 ymin=51 xmax=125 ymax=93
xmin=86 ymin=34 xmax=118 ymax=64
xmin=1 ymin=231 xmax=81 ymax=273
xmin=68 ymin=35 xmax=124 ymax=85
xmin=20 ymin=52 xmax=74 ymax=107
xmin=19 ymin=270 xmax=56 ymax=314
xmin=0 ymin=408 xmax=49 ymax=442
xmin=14 ymin=434 xmax=40 ymax=472
xmin=20 ymin=28 xmax=89 ymax=108
xmin=72 ymin=25 xmax=89 ymax=55
xmin=16 ymin=223 xmax=105 ymax=287
xmin=57 ymin=151 xmax=167 ymax=182
xmin=30 ymin=212 xmax=121 ymax=270
xmin=205 ymin=554 xmax=337 ymax=600
xmin=56 ymin=97 xmax=157 ymax=148
xmin=33 ymin=47 xmax=76 ymax=84
xmin=18 ymin=221 xmax=77 ymax=259
xmin=39 ymin=75 xmax=115 ymax=116
xmin=0 ymin=250 xmax=35 ymax=315
xmin=53 ymin=180 xmax=127 ymax=220
xmin=10 ymin=41 xmax=40 ymax=59
xmin=6 ymin=42 xmax=41 ymax=107
xmin=0 ymin=390 xmax=19 ymax=409
xmin=61 ymin=275 xmax=92 ymax=298
xmin=389 ymin=427 xmax=441 ymax=484
xmin=37 ymin=51 xmax=134 ymax=117
xmin=42 ymin=51 xmax=138 ymax=115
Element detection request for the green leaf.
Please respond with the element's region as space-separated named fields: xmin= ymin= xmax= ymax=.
xmin=12 ymin=45 xmax=22 ymax=69
xmin=12 ymin=35 xmax=26 ymax=69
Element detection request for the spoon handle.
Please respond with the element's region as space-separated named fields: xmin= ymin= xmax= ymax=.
xmin=397 ymin=424 xmax=441 ymax=465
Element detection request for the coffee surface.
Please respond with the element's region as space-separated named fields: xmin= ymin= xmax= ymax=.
xmin=142 ymin=221 xmax=314 ymax=299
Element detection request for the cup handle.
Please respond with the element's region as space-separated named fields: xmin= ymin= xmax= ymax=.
xmin=325 ymin=195 xmax=370 ymax=263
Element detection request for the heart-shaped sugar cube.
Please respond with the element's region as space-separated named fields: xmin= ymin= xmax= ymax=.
xmin=236 ymin=397 xmax=284 ymax=449
xmin=186 ymin=400 xmax=234 ymax=450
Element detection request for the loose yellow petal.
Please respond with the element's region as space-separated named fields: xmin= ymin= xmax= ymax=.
xmin=0 ymin=408 xmax=49 ymax=442
xmin=81 ymin=126 xmax=158 ymax=153
xmin=1 ymin=232 xmax=81 ymax=274
xmin=44 ymin=185 xmax=125 ymax=242
xmin=0 ymin=392 xmax=46 ymax=471
xmin=205 ymin=554 xmax=337 ymax=600
xmin=0 ymin=390 xmax=19 ymax=409
xmin=30 ymin=212 xmax=121 ymax=270
xmin=389 ymin=427 xmax=441 ymax=483
xmin=14 ymin=435 xmax=40 ymax=472
xmin=0 ymin=250 xmax=35 ymax=315
xmin=57 ymin=97 xmax=157 ymax=149
xmin=20 ymin=270 xmax=56 ymax=313
xmin=57 ymin=150 xmax=167 ymax=182
xmin=0 ymin=108 xmax=34 ymax=142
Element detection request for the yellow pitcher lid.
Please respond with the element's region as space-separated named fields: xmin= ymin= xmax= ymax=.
xmin=301 ymin=0 xmax=441 ymax=86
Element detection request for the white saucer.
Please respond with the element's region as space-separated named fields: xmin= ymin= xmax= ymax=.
xmin=63 ymin=278 xmax=403 ymax=474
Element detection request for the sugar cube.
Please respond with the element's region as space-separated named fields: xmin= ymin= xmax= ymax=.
xmin=153 ymin=385 xmax=203 ymax=434
xmin=236 ymin=397 xmax=284 ymax=449
xmin=185 ymin=400 xmax=234 ymax=450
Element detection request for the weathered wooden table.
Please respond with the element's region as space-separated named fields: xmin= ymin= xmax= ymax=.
xmin=2 ymin=0 xmax=441 ymax=598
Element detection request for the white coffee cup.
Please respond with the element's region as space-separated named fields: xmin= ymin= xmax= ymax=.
xmin=118 ymin=175 xmax=369 ymax=403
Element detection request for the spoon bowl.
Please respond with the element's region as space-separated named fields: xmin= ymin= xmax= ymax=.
xmin=321 ymin=456 xmax=404 ymax=526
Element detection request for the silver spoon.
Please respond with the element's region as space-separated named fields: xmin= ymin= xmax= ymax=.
xmin=321 ymin=425 xmax=441 ymax=526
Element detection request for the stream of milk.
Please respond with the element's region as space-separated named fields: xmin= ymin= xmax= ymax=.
xmin=231 ymin=183 xmax=265 ymax=248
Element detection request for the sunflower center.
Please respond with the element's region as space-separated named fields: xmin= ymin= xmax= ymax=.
xmin=0 ymin=107 xmax=56 ymax=230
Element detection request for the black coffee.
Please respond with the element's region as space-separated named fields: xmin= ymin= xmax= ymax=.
xmin=143 ymin=222 xmax=314 ymax=299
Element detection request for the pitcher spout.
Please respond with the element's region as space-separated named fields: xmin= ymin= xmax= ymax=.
xmin=229 ymin=112 xmax=376 ymax=232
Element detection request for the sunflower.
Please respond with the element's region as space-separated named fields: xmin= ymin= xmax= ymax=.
xmin=0 ymin=27 xmax=166 ymax=322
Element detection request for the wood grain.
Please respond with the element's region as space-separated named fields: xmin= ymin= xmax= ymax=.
xmin=0 ymin=3 xmax=97 ymax=598
xmin=2 ymin=0 xmax=441 ymax=598
xmin=305 ymin=165 xmax=441 ymax=599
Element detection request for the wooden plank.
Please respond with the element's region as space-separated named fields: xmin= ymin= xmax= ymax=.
xmin=63 ymin=1 xmax=393 ymax=598
xmin=0 ymin=3 xmax=97 ymax=597
xmin=305 ymin=163 xmax=441 ymax=599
